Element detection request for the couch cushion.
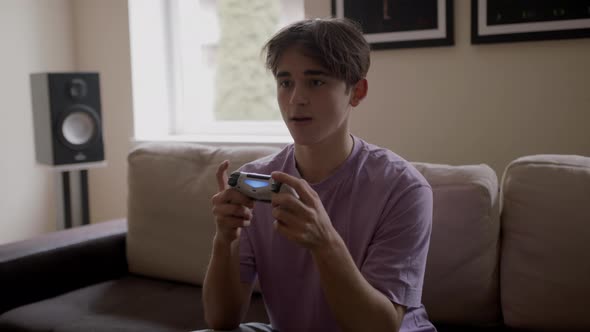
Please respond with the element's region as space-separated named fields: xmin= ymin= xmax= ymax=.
xmin=413 ymin=163 xmax=501 ymax=326
xmin=0 ymin=275 xmax=268 ymax=332
xmin=126 ymin=143 xmax=280 ymax=286
xmin=500 ymin=155 xmax=590 ymax=331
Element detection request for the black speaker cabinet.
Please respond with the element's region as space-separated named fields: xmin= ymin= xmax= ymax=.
xmin=30 ymin=72 xmax=104 ymax=166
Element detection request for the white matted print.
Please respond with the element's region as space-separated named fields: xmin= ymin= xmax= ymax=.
xmin=472 ymin=0 xmax=590 ymax=44
xmin=332 ymin=0 xmax=454 ymax=50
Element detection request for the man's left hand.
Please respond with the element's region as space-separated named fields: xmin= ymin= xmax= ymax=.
xmin=270 ymin=171 xmax=339 ymax=251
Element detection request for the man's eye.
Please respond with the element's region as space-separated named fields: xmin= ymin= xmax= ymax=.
xmin=311 ymin=80 xmax=325 ymax=87
xmin=279 ymin=80 xmax=291 ymax=88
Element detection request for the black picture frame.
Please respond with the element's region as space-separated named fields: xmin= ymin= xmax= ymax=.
xmin=331 ymin=0 xmax=454 ymax=50
xmin=472 ymin=0 xmax=590 ymax=44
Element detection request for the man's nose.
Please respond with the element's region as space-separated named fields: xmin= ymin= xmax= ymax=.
xmin=289 ymin=86 xmax=309 ymax=105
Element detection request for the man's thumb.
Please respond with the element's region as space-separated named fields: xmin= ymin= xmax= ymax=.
xmin=216 ymin=160 xmax=230 ymax=192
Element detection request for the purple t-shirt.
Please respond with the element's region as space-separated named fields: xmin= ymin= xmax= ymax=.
xmin=239 ymin=136 xmax=436 ymax=332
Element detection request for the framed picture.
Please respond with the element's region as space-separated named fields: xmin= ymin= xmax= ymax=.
xmin=332 ymin=0 xmax=454 ymax=50
xmin=472 ymin=0 xmax=590 ymax=44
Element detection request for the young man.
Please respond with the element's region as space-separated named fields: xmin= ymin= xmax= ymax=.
xmin=203 ymin=18 xmax=436 ymax=332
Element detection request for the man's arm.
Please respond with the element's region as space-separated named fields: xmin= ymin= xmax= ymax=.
xmin=312 ymin=235 xmax=405 ymax=332
xmin=270 ymin=172 xmax=431 ymax=332
xmin=202 ymin=161 xmax=256 ymax=330
xmin=203 ymin=234 xmax=254 ymax=329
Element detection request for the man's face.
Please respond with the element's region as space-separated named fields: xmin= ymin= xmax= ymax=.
xmin=275 ymin=46 xmax=354 ymax=147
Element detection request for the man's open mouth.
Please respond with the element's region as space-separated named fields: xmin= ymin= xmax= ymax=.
xmin=291 ymin=116 xmax=313 ymax=122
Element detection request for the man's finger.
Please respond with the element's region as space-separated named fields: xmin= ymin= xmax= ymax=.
xmin=213 ymin=203 xmax=253 ymax=220
xmin=271 ymin=191 xmax=305 ymax=214
xmin=216 ymin=160 xmax=230 ymax=192
xmin=212 ymin=188 xmax=255 ymax=209
xmin=273 ymin=219 xmax=299 ymax=243
xmin=218 ymin=216 xmax=252 ymax=228
xmin=271 ymin=205 xmax=300 ymax=227
xmin=226 ymin=189 xmax=255 ymax=208
xmin=271 ymin=171 xmax=315 ymax=205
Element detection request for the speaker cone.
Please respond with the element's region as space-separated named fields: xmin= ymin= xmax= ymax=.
xmin=57 ymin=105 xmax=100 ymax=150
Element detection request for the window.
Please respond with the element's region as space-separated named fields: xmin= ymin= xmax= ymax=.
xmin=129 ymin=0 xmax=304 ymax=143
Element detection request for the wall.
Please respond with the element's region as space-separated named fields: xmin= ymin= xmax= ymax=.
xmin=306 ymin=0 xmax=590 ymax=174
xmin=0 ymin=0 xmax=76 ymax=244
xmin=85 ymin=0 xmax=589 ymax=231
xmin=0 ymin=0 xmax=132 ymax=244
xmin=72 ymin=0 xmax=133 ymax=226
xmin=1 ymin=0 xmax=588 ymax=244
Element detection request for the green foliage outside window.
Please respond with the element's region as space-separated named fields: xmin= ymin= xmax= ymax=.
xmin=214 ymin=0 xmax=281 ymax=121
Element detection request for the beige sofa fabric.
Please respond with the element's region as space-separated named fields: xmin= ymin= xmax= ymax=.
xmin=500 ymin=155 xmax=590 ymax=331
xmin=126 ymin=143 xmax=504 ymax=325
xmin=126 ymin=143 xmax=280 ymax=286
xmin=413 ymin=163 xmax=501 ymax=326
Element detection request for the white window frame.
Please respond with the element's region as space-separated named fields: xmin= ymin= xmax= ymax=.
xmin=129 ymin=0 xmax=303 ymax=144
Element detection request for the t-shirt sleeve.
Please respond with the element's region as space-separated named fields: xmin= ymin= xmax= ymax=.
xmin=360 ymin=184 xmax=433 ymax=308
xmin=239 ymin=218 xmax=257 ymax=284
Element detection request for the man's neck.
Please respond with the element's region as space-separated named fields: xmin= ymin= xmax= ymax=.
xmin=294 ymin=134 xmax=354 ymax=184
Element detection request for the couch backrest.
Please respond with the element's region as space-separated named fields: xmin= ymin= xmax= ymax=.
xmin=500 ymin=155 xmax=590 ymax=331
xmin=126 ymin=143 xmax=503 ymax=326
xmin=126 ymin=143 xmax=281 ymax=285
xmin=413 ymin=162 xmax=501 ymax=326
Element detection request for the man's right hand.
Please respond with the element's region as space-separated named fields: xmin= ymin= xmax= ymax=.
xmin=205 ymin=160 xmax=256 ymax=329
xmin=210 ymin=160 xmax=255 ymax=244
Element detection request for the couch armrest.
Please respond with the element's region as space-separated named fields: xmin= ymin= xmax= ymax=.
xmin=0 ymin=219 xmax=128 ymax=314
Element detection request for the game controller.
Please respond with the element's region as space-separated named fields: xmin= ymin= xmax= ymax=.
xmin=228 ymin=171 xmax=298 ymax=202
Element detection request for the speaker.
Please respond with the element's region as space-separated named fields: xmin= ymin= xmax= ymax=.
xmin=30 ymin=72 xmax=104 ymax=166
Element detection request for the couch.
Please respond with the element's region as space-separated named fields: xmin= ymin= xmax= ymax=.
xmin=1 ymin=142 xmax=589 ymax=332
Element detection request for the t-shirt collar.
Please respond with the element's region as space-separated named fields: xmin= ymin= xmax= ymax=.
xmin=286 ymin=134 xmax=362 ymax=191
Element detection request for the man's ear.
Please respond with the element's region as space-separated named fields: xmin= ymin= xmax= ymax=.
xmin=349 ymin=79 xmax=368 ymax=107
